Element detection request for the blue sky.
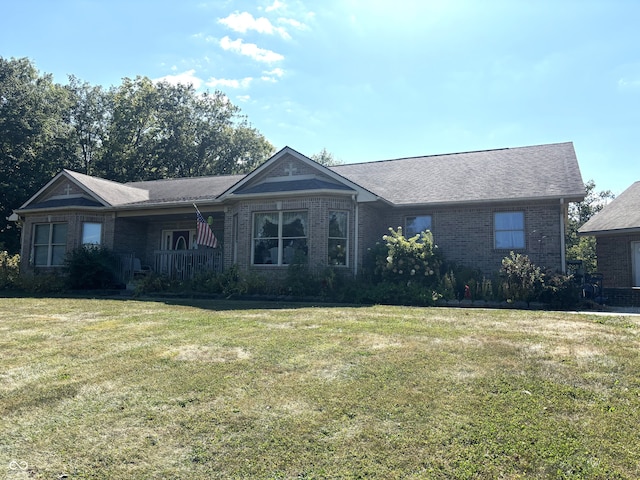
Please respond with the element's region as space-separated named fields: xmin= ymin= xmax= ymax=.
xmin=3 ymin=0 xmax=639 ymax=195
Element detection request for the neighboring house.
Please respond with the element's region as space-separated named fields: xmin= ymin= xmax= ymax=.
xmin=12 ymin=142 xmax=585 ymax=283
xmin=579 ymin=181 xmax=640 ymax=306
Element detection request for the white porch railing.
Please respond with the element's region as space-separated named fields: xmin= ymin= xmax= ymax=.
xmin=154 ymin=249 xmax=223 ymax=281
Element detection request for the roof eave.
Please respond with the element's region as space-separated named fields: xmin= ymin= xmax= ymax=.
xmin=389 ymin=193 xmax=585 ymax=208
xmin=114 ymin=198 xmax=225 ymax=210
xmin=227 ymin=188 xmax=361 ymax=201
xmin=15 ymin=205 xmax=108 ymax=215
xmin=579 ymin=226 xmax=640 ymax=236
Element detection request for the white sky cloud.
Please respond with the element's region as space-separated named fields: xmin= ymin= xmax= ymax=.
xmin=261 ymin=67 xmax=285 ymax=82
xmin=153 ymin=69 xmax=203 ymax=89
xmin=266 ymin=0 xmax=284 ymax=13
xmin=206 ymin=77 xmax=253 ymax=89
xmin=219 ymin=12 xmax=291 ymax=40
xmin=278 ymin=17 xmax=308 ymax=30
xmin=618 ymin=76 xmax=640 ymax=90
xmin=219 ymin=36 xmax=284 ymax=63
xmin=236 ymin=95 xmax=251 ymax=102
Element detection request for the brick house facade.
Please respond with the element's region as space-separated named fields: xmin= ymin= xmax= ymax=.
xmin=580 ymin=181 xmax=640 ymax=306
xmin=13 ymin=142 xmax=585 ymax=282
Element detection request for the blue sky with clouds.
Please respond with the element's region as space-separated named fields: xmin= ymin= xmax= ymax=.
xmin=3 ymin=0 xmax=639 ymax=194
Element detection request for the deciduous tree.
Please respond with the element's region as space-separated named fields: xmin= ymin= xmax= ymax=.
xmin=566 ymin=180 xmax=615 ymax=273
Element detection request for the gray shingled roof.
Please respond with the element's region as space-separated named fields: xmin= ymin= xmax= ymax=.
xmin=579 ymin=181 xmax=640 ymax=234
xmin=23 ymin=142 xmax=584 ymax=212
xmin=64 ymin=170 xmax=150 ymax=205
xmin=331 ymin=142 xmax=584 ymax=205
xmin=126 ymin=175 xmax=243 ymax=205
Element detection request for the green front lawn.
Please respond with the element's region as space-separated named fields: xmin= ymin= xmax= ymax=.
xmin=1 ymin=298 xmax=639 ymax=478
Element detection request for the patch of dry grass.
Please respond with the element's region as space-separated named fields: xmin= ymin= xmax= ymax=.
xmin=1 ymin=298 xmax=640 ymax=478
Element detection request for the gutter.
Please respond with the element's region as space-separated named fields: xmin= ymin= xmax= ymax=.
xmin=578 ymin=226 xmax=640 ymax=236
xmin=390 ymin=194 xmax=586 ymax=209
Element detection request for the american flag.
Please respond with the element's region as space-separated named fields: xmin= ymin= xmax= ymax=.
xmin=196 ymin=209 xmax=218 ymax=248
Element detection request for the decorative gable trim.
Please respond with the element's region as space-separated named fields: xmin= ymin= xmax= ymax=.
xmin=19 ymin=170 xmax=110 ymax=211
xmin=218 ymin=146 xmax=380 ymax=203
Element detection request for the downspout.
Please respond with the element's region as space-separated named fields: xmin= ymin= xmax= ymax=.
xmin=560 ymin=198 xmax=566 ymax=274
xmin=352 ymin=193 xmax=359 ymax=275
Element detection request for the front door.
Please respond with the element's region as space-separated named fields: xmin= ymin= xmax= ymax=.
xmin=162 ymin=230 xmax=195 ymax=250
xmin=633 ymin=242 xmax=640 ymax=287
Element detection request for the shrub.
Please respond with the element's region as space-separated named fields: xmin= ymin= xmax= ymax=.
xmin=0 ymin=251 xmax=20 ymax=289
xmin=65 ymin=246 xmax=120 ymax=290
xmin=438 ymin=263 xmax=490 ymax=301
xmin=538 ymin=273 xmax=581 ymax=309
xmin=15 ymin=273 xmax=67 ymax=294
xmin=376 ymin=227 xmax=442 ymax=288
xmin=133 ymin=273 xmax=173 ymax=295
xmin=500 ymin=252 xmax=545 ymax=304
xmin=217 ymin=265 xmax=272 ymax=297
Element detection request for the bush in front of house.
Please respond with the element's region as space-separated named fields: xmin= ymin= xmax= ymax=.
xmin=376 ymin=227 xmax=442 ymax=287
xmin=538 ymin=272 xmax=581 ymax=309
xmin=0 ymin=251 xmax=20 ymax=289
xmin=14 ymin=273 xmax=67 ymax=294
xmin=438 ymin=264 xmax=495 ymax=302
xmin=357 ymin=227 xmax=443 ymax=306
xmin=498 ymin=252 xmax=581 ymax=309
xmin=0 ymin=251 xmax=67 ymax=294
xmin=65 ymin=246 xmax=120 ymax=290
xmin=499 ymin=251 xmax=545 ymax=305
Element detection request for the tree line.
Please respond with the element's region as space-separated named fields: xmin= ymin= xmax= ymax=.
xmin=0 ymin=57 xmax=275 ymax=252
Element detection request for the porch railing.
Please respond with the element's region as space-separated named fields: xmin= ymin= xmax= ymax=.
xmin=154 ymin=249 xmax=223 ymax=281
xmin=115 ymin=253 xmax=135 ymax=285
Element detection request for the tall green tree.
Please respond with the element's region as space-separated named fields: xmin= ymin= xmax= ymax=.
xmin=64 ymin=76 xmax=108 ymax=175
xmin=99 ymin=76 xmax=161 ymax=182
xmin=0 ymin=57 xmax=71 ymax=252
xmin=0 ymin=59 xmax=274 ymax=253
xmin=311 ymin=147 xmax=342 ymax=166
xmin=566 ymin=179 xmax=615 ymax=273
xmin=98 ymin=77 xmax=273 ymax=181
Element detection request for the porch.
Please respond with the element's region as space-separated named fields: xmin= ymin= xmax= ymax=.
xmin=117 ymin=249 xmax=223 ymax=283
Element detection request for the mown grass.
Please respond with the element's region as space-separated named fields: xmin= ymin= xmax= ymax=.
xmin=1 ymin=297 xmax=639 ymax=479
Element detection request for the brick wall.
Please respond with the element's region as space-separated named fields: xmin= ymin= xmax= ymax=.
xmin=360 ymin=200 xmax=565 ymax=277
xmin=603 ymin=288 xmax=640 ymax=307
xmin=595 ymin=234 xmax=640 ymax=288
xmin=224 ymin=195 xmax=356 ymax=274
xmin=113 ymin=218 xmax=149 ymax=263
xmin=20 ymin=211 xmax=115 ymax=274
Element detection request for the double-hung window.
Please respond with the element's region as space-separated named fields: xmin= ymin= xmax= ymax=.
xmin=33 ymin=223 xmax=68 ymax=266
xmin=494 ymin=212 xmax=525 ymax=249
xmin=328 ymin=211 xmax=348 ymax=266
xmin=253 ymin=211 xmax=308 ymax=265
xmin=405 ymin=215 xmax=432 ymax=238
